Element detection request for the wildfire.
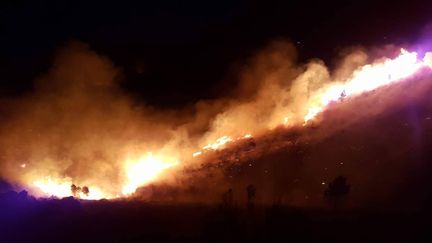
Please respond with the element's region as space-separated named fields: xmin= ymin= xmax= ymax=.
xmin=193 ymin=133 xmax=255 ymax=157
xmin=22 ymin=47 xmax=432 ymax=201
xmin=303 ymin=49 xmax=431 ymax=123
xmin=122 ymin=152 xmax=178 ymax=195
xmin=33 ymin=177 xmax=110 ymax=200
xmin=192 ymin=151 xmax=203 ymax=157
xmin=202 ymin=136 xmax=234 ymax=150
xmin=31 ymin=152 xmax=179 ymax=199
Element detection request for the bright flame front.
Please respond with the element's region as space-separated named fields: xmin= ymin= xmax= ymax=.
xmin=122 ymin=152 xmax=178 ymax=195
xmin=24 ymin=48 xmax=432 ymax=201
xmin=33 ymin=177 xmax=109 ymax=200
xmin=304 ymin=49 xmax=431 ymax=123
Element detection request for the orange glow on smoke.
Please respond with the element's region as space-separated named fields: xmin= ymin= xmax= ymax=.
xmin=304 ymin=49 xmax=428 ymax=123
xmin=122 ymin=152 xmax=178 ymax=195
xmin=202 ymin=136 xmax=234 ymax=150
xmin=25 ymin=48 xmax=432 ymax=200
xmin=33 ymin=177 xmax=110 ymax=200
xmin=192 ymin=133 xmax=254 ymax=157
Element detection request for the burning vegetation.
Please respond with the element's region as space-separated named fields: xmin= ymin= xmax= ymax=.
xmin=1 ymin=40 xmax=432 ymax=203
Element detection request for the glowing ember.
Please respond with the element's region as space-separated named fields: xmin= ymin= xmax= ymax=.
xmin=202 ymin=134 xmax=254 ymax=151
xmin=202 ymin=136 xmax=234 ymax=150
xmin=122 ymin=152 xmax=178 ymax=195
xmin=192 ymin=151 xmax=203 ymax=157
xmin=193 ymin=133 xmax=255 ymax=157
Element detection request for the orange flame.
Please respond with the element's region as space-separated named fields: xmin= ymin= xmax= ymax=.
xmin=304 ymin=49 xmax=427 ymax=123
xmin=27 ymin=48 xmax=432 ymax=200
xmin=33 ymin=177 xmax=111 ymax=200
xmin=122 ymin=152 xmax=178 ymax=195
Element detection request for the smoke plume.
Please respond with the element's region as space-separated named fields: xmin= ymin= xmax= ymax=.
xmin=1 ymin=39 xmax=431 ymax=208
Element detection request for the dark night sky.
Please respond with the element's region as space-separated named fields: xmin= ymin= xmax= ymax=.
xmin=1 ymin=0 xmax=432 ymax=106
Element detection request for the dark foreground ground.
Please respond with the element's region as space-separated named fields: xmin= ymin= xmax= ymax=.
xmin=0 ymin=191 xmax=431 ymax=243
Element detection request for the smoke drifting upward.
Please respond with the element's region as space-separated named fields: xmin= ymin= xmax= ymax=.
xmin=1 ymin=39 xmax=431 ymax=203
xmin=0 ymin=42 xmax=191 ymax=198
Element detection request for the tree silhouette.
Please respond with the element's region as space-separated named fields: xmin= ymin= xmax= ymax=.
xmin=82 ymin=186 xmax=89 ymax=196
xmin=222 ymin=188 xmax=233 ymax=208
xmin=246 ymin=184 xmax=256 ymax=210
xmin=71 ymin=184 xmax=81 ymax=197
xmin=324 ymin=176 xmax=350 ymax=209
